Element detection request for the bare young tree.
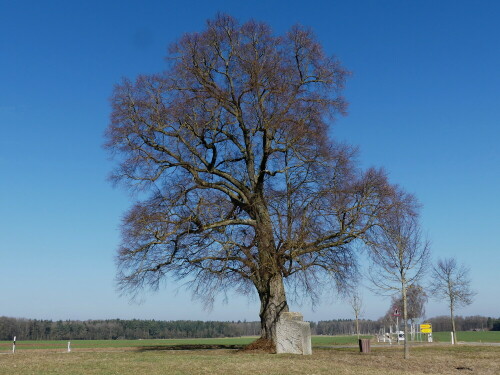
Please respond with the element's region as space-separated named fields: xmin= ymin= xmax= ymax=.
xmin=368 ymin=205 xmax=430 ymax=359
xmin=349 ymin=291 xmax=363 ymax=338
xmin=391 ymin=284 xmax=428 ymax=324
xmin=429 ymin=258 xmax=476 ymax=344
xmin=106 ymin=14 xmax=408 ymax=346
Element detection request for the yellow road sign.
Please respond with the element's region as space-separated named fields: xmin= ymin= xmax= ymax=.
xmin=421 ymin=328 xmax=432 ymax=333
xmin=420 ymin=324 xmax=431 ymax=329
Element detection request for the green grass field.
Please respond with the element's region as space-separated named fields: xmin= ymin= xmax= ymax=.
xmin=432 ymin=331 xmax=500 ymax=343
xmin=0 ymin=337 xmax=256 ymax=350
xmin=1 ymin=332 xmax=499 ymax=351
xmin=312 ymin=335 xmax=373 ymax=346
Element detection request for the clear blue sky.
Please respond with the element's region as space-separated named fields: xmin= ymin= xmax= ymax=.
xmin=1 ymin=0 xmax=499 ymax=322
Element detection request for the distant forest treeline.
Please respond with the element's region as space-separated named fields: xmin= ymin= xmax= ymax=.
xmin=0 ymin=316 xmax=499 ymax=341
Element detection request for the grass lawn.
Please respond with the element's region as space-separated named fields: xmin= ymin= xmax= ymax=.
xmin=432 ymin=331 xmax=500 ymax=343
xmin=2 ymin=331 xmax=499 ymax=351
xmin=0 ymin=344 xmax=499 ymax=375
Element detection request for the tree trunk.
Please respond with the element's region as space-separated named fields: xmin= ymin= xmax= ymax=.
xmin=253 ymin=195 xmax=289 ymax=344
xmin=450 ymin=304 xmax=456 ymax=345
xmin=402 ymin=282 xmax=410 ymax=359
xmin=355 ymin=314 xmax=360 ymax=339
xmin=258 ymin=273 xmax=289 ymax=343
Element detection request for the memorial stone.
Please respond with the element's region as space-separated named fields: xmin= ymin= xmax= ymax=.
xmin=276 ymin=312 xmax=312 ymax=355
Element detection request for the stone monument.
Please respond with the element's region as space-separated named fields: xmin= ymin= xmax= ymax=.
xmin=276 ymin=312 xmax=312 ymax=355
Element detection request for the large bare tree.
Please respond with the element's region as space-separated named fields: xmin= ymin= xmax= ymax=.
xmin=368 ymin=206 xmax=430 ymax=359
xmin=106 ymin=15 xmax=408 ymax=345
xmin=429 ymin=258 xmax=476 ymax=344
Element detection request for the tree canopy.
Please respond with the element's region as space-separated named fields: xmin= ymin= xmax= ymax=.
xmin=106 ymin=14 xmax=412 ymax=344
xmin=429 ymin=258 xmax=476 ymax=344
xmin=367 ymin=205 xmax=429 ymax=358
xmin=389 ymin=284 xmax=428 ymax=323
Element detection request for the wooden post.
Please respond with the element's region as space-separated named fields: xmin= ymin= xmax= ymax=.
xmin=68 ymin=341 xmax=71 ymax=353
xmin=12 ymin=336 xmax=16 ymax=354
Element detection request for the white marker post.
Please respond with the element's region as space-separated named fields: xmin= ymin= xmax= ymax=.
xmin=68 ymin=341 xmax=71 ymax=353
xmin=12 ymin=336 xmax=16 ymax=354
